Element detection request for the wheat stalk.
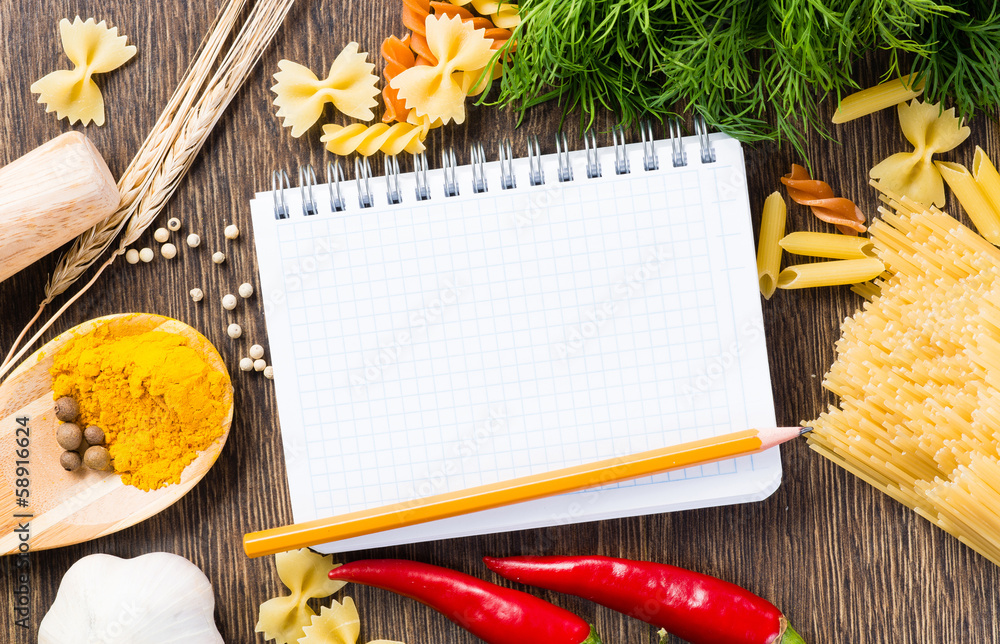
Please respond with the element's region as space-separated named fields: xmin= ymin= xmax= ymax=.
xmin=1 ymin=0 xmax=249 ymax=370
xmin=0 ymin=0 xmax=294 ymax=380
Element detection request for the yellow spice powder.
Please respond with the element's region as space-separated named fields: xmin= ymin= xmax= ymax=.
xmin=50 ymin=323 xmax=229 ymax=491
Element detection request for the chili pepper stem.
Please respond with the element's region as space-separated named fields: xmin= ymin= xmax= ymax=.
xmin=581 ymin=626 xmax=602 ymax=644
xmin=780 ymin=622 xmax=806 ymax=644
xmin=657 ymin=623 xmax=802 ymax=644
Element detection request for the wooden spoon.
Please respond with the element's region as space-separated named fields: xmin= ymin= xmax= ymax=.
xmin=0 ymin=313 xmax=233 ymax=555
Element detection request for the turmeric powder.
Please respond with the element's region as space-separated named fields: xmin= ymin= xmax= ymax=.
xmin=50 ymin=321 xmax=230 ymax=491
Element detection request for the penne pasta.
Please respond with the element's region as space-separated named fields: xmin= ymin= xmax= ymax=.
xmin=936 ymin=160 xmax=1000 ymax=245
xmin=973 ymin=146 xmax=1000 ymax=227
xmin=779 ymin=231 xmax=876 ymax=260
xmin=776 ymin=258 xmax=885 ymax=290
xmin=756 ymin=191 xmax=786 ymax=299
xmin=832 ymin=74 xmax=923 ymax=124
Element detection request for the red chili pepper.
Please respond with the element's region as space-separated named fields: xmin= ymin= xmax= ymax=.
xmin=483 ymin=555 xmax=805 ymax=644
xmin=329 ymin=559 xmax=601 ymax=644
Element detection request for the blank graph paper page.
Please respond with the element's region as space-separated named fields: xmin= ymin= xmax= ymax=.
xmin=251 ymin=134 xmax=780 ymax=552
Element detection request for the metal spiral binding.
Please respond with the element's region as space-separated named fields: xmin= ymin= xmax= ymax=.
xmin=271 ymin=169 xmax=290 ymax=220
xmin=499 ymin=139 xmax=516 ymax=189
xmin=612 ymin=125 xmax=630 ymax=175
xmin=384 ymin=155 xmax=402 ymax=205
xmin=640 ymin=120 xmax=658 ymax=171
xmin=527 ymin=135 xmax=544 ymax=186
xmin=413 ymin=152 xmax=431 ymax=201
xmin=471 ymin=142 xmax=488 ymax=193
xmin=584 ymin=130 xmax=601 ymax=178
xmin=555 ymin=132 xmax=573 ymax=182
xmin=694 ymin=114 xmax=717 ymax=163
xmin=270 ymin=116 xmax=722 ymax=219
xmin=326 ymin=161 xmax=347 ymax=212
xmin=668 ymin=119 xmax=686 ymax=167
xmin=355 ymin=157 xmax=374 ymax=208
xmin=298 ymin=165 xmax=318 ymax=216
xmin=443 ymin=147 xmax=460 ymax=197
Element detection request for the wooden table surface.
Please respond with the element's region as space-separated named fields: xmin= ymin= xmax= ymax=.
xmin=2 ymin=1 xmax=998 ymax=642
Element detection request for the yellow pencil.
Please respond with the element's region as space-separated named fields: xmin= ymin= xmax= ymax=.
xmin=243 ymin=426 xmax=804 ymax=557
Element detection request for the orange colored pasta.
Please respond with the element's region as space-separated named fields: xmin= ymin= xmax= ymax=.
xmin=402 ymin=0 xmax=436 ymax=65
xmin=403 ymin=0 xmax=512 ymax=66
xmin=781 ymin=164 xmax=867 ymax=235
xmin=381 ymin=35 xmax=416 ymax=123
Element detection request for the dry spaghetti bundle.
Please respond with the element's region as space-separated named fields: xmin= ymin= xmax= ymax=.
xmin=809 ymin=185 xmax=1000 ymax=565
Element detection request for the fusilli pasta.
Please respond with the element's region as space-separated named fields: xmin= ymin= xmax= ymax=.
xmin=30 ymin=17 xmax=137 ymax=126
xmin=781 ymin=164 xmax=867 ymax=235
xmin=271 ymin=42 xmax=380 ymax=137
xmin=448 ymin=0 xmax=521 ymax=28
xmin=381 ymin=35 xmax=416 ymax=123
xmin=321 ymin=122 xmax=427 ymax=156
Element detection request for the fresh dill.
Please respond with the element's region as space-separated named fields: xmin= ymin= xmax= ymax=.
xmin=491 ymin=0 xmax=1000 ymax=155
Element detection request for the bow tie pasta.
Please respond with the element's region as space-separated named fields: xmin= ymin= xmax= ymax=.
xmin=390 ymin=14 xmax=495 ymax=125
xmin=272 ymin=42 xmax=380 ymax=137
xmin=869 ymin=100 xmax=971 ymax=208
xmin=30 ymin=17 xmax=137 ymax=126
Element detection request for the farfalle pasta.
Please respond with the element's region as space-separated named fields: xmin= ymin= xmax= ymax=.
xmin=390 ymin=14 xmax=495 ymax=124
xmin=869 ymin=99 xmax=971 ymax=208
xmin=30 ymin=17 xmax=137 ymax=126
xmin=321 ymin=123 xmax=427 ymax=156
xmin=299 ymin=598 xmax=405 ymax=644
xmin=403 ymin=0 xmax=510 ymax=65
xmin=272 ymin=43 xmax=380 ymax=137
xmin=255 ymin=549 xmax=347 ymax=644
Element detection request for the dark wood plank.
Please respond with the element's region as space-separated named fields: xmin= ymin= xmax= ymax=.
xmin=1 ymin=1 xmax=998 ymax=642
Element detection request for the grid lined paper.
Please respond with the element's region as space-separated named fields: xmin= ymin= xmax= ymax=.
xmin=251 ymin=134 xmax=780 ymax=552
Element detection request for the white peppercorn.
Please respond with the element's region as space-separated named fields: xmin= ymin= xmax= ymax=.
xmin=239 ymin=357 xmax=253 ymax=372
xmin=263 ymin=365 xmax=274 ymax=379
xmin=212 ymin=251 xmax=225 ymax=264
xmin=139 ymin=248 xmax=154 ymax=263
xmin=126 ymin=249 xmax=140 ymax=264
xmin=238 ymin=283 xmax=253 ymax=298
xmin=189 ymin=288 xmax=204 ymax=302
xmin=167 ymin=217 xmax=182 ymax=231
xmin=186 ymin=233 xmax=201 ymax=248
xmin=222 ymin=294 xmax=237 ymax=310
xmin=153 ymin=227 xmax=169 ymax=243
xmin=224 ymin=224 xmax=240 ymax=240
xmin=227 ymin=323 xmax=242 ymax=339
xmin=249 ymin=344 xmax=265 ymax=360
xmin=160 ymin=243 xmax=177 ymax=259
xmin=254 ymin=359 xmax=266 ymax=372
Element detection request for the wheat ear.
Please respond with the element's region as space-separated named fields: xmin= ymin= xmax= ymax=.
xmin=0 ymin=0 xmax=294 ymax=380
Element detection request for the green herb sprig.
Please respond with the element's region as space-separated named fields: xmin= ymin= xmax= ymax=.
xmin=491 ymin=0 xmax=1000 ymax=155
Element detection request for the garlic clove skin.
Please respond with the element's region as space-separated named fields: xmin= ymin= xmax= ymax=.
xmin=39 ymin=552 xmax=223 ymax=644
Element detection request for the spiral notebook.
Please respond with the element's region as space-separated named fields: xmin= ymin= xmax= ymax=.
xmin=249 ymin=122 xmax=780 ymax=552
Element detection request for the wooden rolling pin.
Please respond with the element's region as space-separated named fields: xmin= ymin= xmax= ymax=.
xmin=0 ymin=132 xmax=120 ymax=284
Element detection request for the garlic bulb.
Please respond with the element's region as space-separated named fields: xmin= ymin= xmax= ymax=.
xmin=38 ymin=552 xmax=223 ymax=644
